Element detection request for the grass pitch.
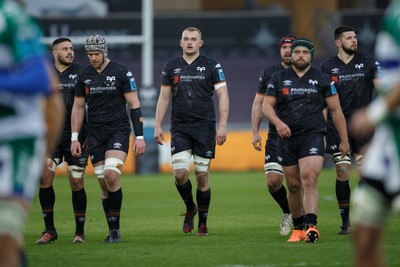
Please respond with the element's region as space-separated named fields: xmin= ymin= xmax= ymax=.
xmin=25 ymin=169 xmax=399 ymax=267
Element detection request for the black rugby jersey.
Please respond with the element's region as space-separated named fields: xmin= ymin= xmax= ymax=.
xmin=257 ymin=64 xmax=285 ymax=136
xmin=320 ymin=53 xmax=380 ymax=120
xmin=56 ymin=62 xmax=82 ymax=134
xmin=75 ymin=61 xmax=138 ymax=129
xmin=161 ymin=55 xmax=226 ymax=126
xmin=266 ymin=67 xmax=336 ymax=135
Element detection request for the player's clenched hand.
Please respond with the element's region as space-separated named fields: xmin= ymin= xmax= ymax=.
xmin=339 ymin=141 xmax=350 ymax=158
xmin=71 ymin=141 xmax=82 ymax=157
xmin=133 ymin=139 xmax=146 ymax=157
xmin=133 ymin=138 xmax=146 ymax=157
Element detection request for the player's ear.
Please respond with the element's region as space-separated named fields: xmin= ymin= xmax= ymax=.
xmin=334 ymin=39 xmax=341 ymax=48
xmin=199 ymin=40 xmax=204 ymax=47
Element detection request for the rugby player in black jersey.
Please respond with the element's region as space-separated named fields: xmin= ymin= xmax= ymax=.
xmin=263 ymin=38 xmax=350 ymax=243
xmin=36 ymin=38 xmax=89 ymax=244
xmin=320 ymin=25 xmax=380 ymax=235
xmin=251 ymin=34 xmax=296 ymax=236
xmin=154 ymin=27 xmax=229 ymax=236
xmin=71 ymin=35 xmax=146 ymax=243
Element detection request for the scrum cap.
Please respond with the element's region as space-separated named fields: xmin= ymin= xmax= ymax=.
xmin=291 ymin=37 xmax=314 ymax=62
xmin=85 ymin=34 xmax=108 ymax=58
xmin=279 ymin=34 xmax=296 ymax=48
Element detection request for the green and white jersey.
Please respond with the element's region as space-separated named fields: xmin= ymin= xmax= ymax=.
xmin=375 ymin=0 xmax=400 ymax=152
xmin=362 ymin=0 xmax=400 ymax=193
xmin=0 ymin=0 xmax=48 ymax=141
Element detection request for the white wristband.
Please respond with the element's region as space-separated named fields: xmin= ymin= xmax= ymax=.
xmin=136 ymin=136 xmax=144 ymax=140
xmin=71 ymin=132 xmax=79 ymax=142
xmin=367 ymin=98 xmax=388 ymax=124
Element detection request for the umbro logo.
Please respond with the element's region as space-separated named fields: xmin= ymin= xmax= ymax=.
xmin=113 ymin=142 xmax=122 ymax=149
xmin=283 ymin=80 xmax=292 ymax=86
xmin=331 ymin=68 xmax=339 ymax=74
xmin=309 ymin=147 xmax=318 ymax=154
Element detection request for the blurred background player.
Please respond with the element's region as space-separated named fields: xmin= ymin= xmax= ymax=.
xmin=154 ymin=27 xmax=229 ymax=236
xmin=320 ymin=25 xmax=380 ymax=235
xmin=71 ymin=34 xmax=146 ymax=243
xmin=350 ymin=0 xmax=400 ymax=266
xmin=0 ymin=0 xmax=64 ymax=265
xmin=36 ymin=37 xmax=89 ymax=244
xmin=263 ymin=38 xmax=349 ymax=243
xmin=251 ymin=34 xmax=296 ymax=236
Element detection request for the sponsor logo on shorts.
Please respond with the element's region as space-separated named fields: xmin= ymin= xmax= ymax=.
xmin=309 ymin=147 xmax=318 ymax=154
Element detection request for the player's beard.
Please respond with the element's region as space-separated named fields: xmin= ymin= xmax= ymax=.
xmin=293 ymin=59 xmax=310 ymax=71
xmin=59 ymin=56 xmax=73 ymax=67
xmin=343 ymin=44 xmax=357 ymax=55
xmin=282 ymin=55 xmax=292 ymax=67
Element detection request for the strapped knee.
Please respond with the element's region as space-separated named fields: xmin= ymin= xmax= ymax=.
xmin=0 ymin=202 xmax=28 ymax=246
xmin=355 ymin=155 xmax=364 ymax=168
xmin=172 ymin=151 xmax=191 ymax=171
xmin=104 ymin=158 xmax=124 ymax=175
xmin=333 ymin=152 xmax=351 ymax=165
xmin=67 ymin=165 xmax=86 ymax=179
xmin=264 ymin=162 xmax=283 ymax=175
xmin=47 ymin=158 xmax=61 ymax=172
xmin=94 ymin=165 xmax=105 ymax=179
xmin=351 ymin=184 xmax=391 ymax=227
xmin=193 ymin=155 xmax=210 ymax=172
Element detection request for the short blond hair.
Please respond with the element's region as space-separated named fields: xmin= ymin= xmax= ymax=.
xmin=182 ymin=27 xmax=202 ymax=39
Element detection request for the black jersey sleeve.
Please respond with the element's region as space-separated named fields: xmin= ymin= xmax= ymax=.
xmin=119 ymin=66 xmax=138 ymax=93
xmin=161 ymin=60 xmax=173 ymax=86
xmin=207 ymin=57 xmax=226 ymax=85
xmin=74 ymin=69 xmax=86 ymax=97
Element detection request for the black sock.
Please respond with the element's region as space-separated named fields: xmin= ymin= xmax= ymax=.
xmin=72 ymin=188 xmax=87 ymax=235
xmin=20 ymin=249 xmax=27 ymax=267
xmin=108 ymin=188 xmax=123 ymax=230
xmin=39 ymin=186 xmax=56 ymax=231
xmin=269 ymin=185 xmax=290 ymax=214
xmin=176 ymin=180 xmax=195 ymax=210
xmin=102 ymin=198 xmax=111 ymax=229
xmin=292 ymin=216 xmax=305 ymax=230
xmin=196 ymin=188 xmax=211 ymax=227
xmin=305 ymin=213 xmax=318 ymax=227
xmin=336 ymin=179 xmax=351 ymax=226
